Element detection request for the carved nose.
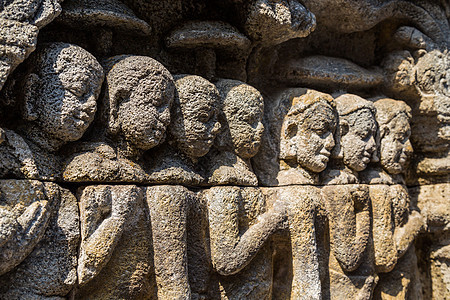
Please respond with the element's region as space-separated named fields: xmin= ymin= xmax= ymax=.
xmin=405 ymin=140 xmax=414 ymax=155
xmin=256 ymin=122 xmax=264 ymax=135
xmin=367 ymin=135 xmax=376 ymax=152
xmin=325 ymin=133 xmax=335 ymax=150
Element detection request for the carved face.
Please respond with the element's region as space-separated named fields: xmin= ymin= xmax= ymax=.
xmin=28 ymin=45 xmax=103 ymax=145
xmin=117 ymin=76 xmax=172 ymax=151
xmin=222 ymin=84 xmax=264 ymax=159
xmin=228 ymin=106 xmax=264 ymax=158
xmin=170 ymin=76 xmax=221 ymax=158
xmin=379 ymin=114 xmax=413 ymax=174
xmin=36 ymin=62 xmax=102 ymax=142
xmin=281 ymin=102 xmax=337 ymax=173
xmin=340 ymin=109 xmax=377 ymax=171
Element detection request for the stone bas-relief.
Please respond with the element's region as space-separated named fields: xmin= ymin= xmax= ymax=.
xmin=0 ymin=42 xmax=104 ymax=180
xmin=0 ymin=180 xmax=79 ymax=299
xmin=0 ymin=0 xmax=449 ymax=299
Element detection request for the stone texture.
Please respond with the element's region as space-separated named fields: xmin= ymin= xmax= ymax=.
xmin=0 ymin=0 xmax=448 ymax=299
xmin=244 ymin=0 xmax=316 ymax=46
xmin=0 ymin=0 xmax=62 ymax=90
xmin=275 ymin=55 xmax=383 ymax=91
xmin=57 ymin=0 xmax=151 ymax=35
xmin=0 ymin=180 xmax=79 ymax=299
xmin=76 ymin=185 xmax=155 ymax=300
xmin=0 ymin=42 xmax=104 ymax=180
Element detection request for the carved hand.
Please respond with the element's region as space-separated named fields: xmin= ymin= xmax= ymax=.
xmin=78 ymin=186 xmax=141 ymax=286
xmin=272 ymin=199 xmax=289 ymax=230
xmin=0 ymin=200 xmax=52 ymax=276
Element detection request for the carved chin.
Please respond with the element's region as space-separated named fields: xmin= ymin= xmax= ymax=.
xmin=236 ymin=143 xmax=260 ymax=159
xmin=383 ymin=162 xmax=403 ymax=175
xmin=181 ymin=140 xmax=212 ymax=158
xmin=301 ymin=157 xmax=328 ymax=173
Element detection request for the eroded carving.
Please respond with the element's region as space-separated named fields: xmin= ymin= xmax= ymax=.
xmin=0 ymin=180 xmax=79 ymax=299
xmin=1 ymin=42 xmax=103 ymax=180
xmin=0 ymin=0 xmax=448 ymax=299
xmin=0 ymin=0 xmax=62 ymax=90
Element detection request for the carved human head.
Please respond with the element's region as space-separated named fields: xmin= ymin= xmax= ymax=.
xmin=334 ymin=94 xmax=377 ymax=172
xmin=169 ymin=75 xmax=221 ymax=158
xmin=374 ymin=98 xmax=413 ymax=174
xmin=104 ymin=55 xmax=175 ymax=151
xmin=215 ymin=79 xmax=264 ymax=159
xmin=21 ymin=43 xmax=103 ymax=149
xmin=280 ymin=90 xmax=337 ymax=173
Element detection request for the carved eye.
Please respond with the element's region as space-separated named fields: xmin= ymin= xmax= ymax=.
xmin=65 ymin=82 xmax=88 ymax=98
xmin=199 ymin=112 xmax=210 ymax=123
xmin=68 ymin=87 xmax=86 ymax=98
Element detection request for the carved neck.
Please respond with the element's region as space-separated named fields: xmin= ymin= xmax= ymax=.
xmin=321 ymin=160 xmax=359 ymax=185
xmin=20 ymin=124 xmax=63 ymax=152
xmin=360 ymin=166 xmax=405 ymax=185
xmin=278 ymin=160 xmax=319 ymax=185
xmin=115 ymin=138 xmax=145 ymax=161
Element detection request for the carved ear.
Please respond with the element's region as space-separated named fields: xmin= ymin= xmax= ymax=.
xmin=339 ymin=119 xmax=349 ymax=137
xmin=279 ymin=120 xmax=298 ymax=159
xmin=22 ymin=73 xmax=40 ymax=121
xmin=107 ymin=88 xmax=122 ymax=135
xmin=332 ymin=119 xmax=347 ymax=159
xmin=284 ymin=120 xmax=298 ymax=139
xmin=379 ymin=125 xmax=389 ymax=140
xmin=214 ymin=117 xmax=231 ymax=151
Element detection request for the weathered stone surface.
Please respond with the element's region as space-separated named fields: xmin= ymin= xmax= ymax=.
xmin=244 ymin=0 xmax=316 ymax=45
xmin=57 ymin=0 xmax=151 ymax=35
xmin=253 ymin=88 xmax=337 ymax=186
xmin=64 ymin=55 xmax=174 ymax=183
xmin=0 ymin=42 xmax=104 ymax=180
xmin=275 ymin=55 xmax=383 ymax=91
xmin=0 ymin=0 xmax=62 ymax=90
xmin=322 ymin=94 xmax=377 ymax=184
xmin=76 ymin=185 xmax=154 ymax=300
xmin=0 ymin=0 xmax=448 ymax=299
xmin=202 ymin=79 xmax=264 ymax=186
xmin=0 ymin=180 xmax=79 ymax=299
xmin=205 ymin=186 xmax=282 ymax=299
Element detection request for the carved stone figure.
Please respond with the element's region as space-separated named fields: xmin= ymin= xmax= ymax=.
xmin=202 ymin=79 xmax=264 ymax=186
xmin=361 ymin=98 xmax=413 ymax=185
xmin=146 ymin=74 xmax=221 ymax=185
xmin=68 ymin=55 xmax=177 ymax=299
xmin=0 ymin=0 xmax=62 ymax=90
xmin=0 ymin=0 xmax=448 ymax=299
xmin=277 ymin=89 xmax=337 ymax=185
xmin=323 ymin=93 xmax=378 ymax=184
xmin=76 ymin=185 xmax=154 ymax=300
xmin=63 ymin=55 xmax=175 ymax=183
xmin=322 ymin=94 xmax=378 ymax=299
xmin=0 ymin=42 xmax=103 ymax=180
xmin=272 ymin=89 xmax=337 ymax=299
xmin=361 ymin=98 xmax=425 ymax=299
xmin=0 ymin=180 xmax=79 ymax=299
xmin=146 ymin=75 xmax=221 ymax=299
xmin=205 ymin=186 xmax=286 ymax=299
xmin=201 ymin=80 xmax=286 ymax=298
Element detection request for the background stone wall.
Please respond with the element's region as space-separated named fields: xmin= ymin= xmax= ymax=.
xmin=0 ymin=0 xmax=448 ymax=299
